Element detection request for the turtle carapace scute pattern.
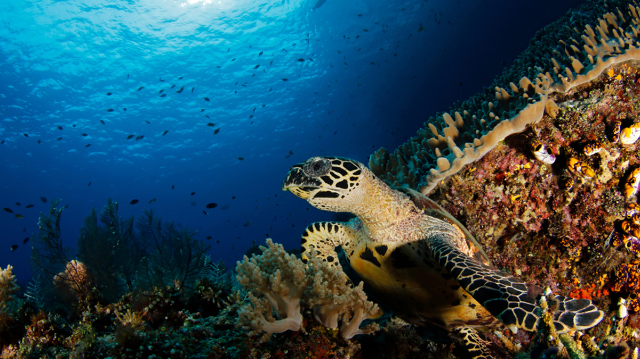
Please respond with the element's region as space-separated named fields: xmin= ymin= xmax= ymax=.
xmin=282 ymin=156 xmax=604 ymax=336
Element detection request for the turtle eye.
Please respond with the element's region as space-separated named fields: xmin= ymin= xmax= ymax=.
xmin=303 ymin=157 xmax=331 ymax=177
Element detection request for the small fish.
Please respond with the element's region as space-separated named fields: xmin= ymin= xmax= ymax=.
xmin=206 ymin=203 xmax=217 ymax=209
xmin=254 ymin=64 xmax=260 ymax=69
xmin=418 ymin=25 xmax=424 ymax=32
xmin=162 ymin=130 xmax=169 ymax=135
xmin=25 ymin=204 xmax=34 ymax=208
xmin=37 ymin=139 xmax=41 ymax=144
xmin=123 ymin=108 xmax=126 ymax=111
xmin=0 ymin=140 xmax=4 ymax=144
xmin=176 ymin=86 xmax=184 ymax=93
xmin=126 ymin=135 xmax=135 ymax=139
xmin=14 ymin=214 xmax=23 ymax=219
xmin=148 ymin=198 xmax=156 ymax=204
xmin=201 ymin=109 xmax=205 ymax=112
xmin=170 ymin=84 xmax=176 ymax=89
xmin=204 ymin=97 xmax=210 ymax=101
xmin=178 ymin=76 xmax=183 ymax=80
xmin=23 ymin=237 xmax=29 ymax=244
xmin=203 ymin=211 xmax=207 ymax=215
xmin=81 ymin=133 xmax=88 ymax=137
xmin=289 ymin=150 xmax=293 ymax=155
xmin=238 ymin=157 xmax=244 ymax=160
xmin=57 ymin=137 xmax=62 ymax=141
xmin=232 ymin=196 xmax=236 ymax=199
xmin=23 ymin=133 xmax=29 ymax=137
xmin=159 ymin=77 xmax=165 ymax=82
xmin=106 ymin=92 xmax=112 ymax=96
xmin=282 ymin=78 xmax=288 ymax=81
xmin=159 ymin=89 xmax=164 ymax=94
xmin=10 ymin=245 xmax=18 ymax=251
xmin=231 ymin=58 xmax=236 ymax=61
xmin=135 ymin=135 xmax=144 ymax=140
xmin=191 ymin=87 xmax=194 ymax=93
xmin=107 ymin=109 xmax=114 ymax=112
xmin=127 ymin=74 xmax=129 ymax=79
xmin=40 ymin=197 xmax=47 ymax=203
xmin=297 ymin=58 xmax=305 ymax=62
xmin=130 ymin=199 xmax=139 ymax=205
xmin=57 ymin=126 xmax=63 ymax=131
xmin=100 ymin=120 xmax=105 ymax=125
xmin=207 ymin=123 xmax=215 ymax=127
xmin=191 ymin=192 xmax=195 ymax=196
xmin=308 ymin=58 xmax=314 ymax=61
xmin=214 ymin=128 xmax=220 ymax=135
xmin=206 ymin=115 xmax=210 ymax=119
xmin=171 ymin=184 xmax=175 ymax=189
xmin=216 ymin=240 xmax=220 ymax=243
xmin=206 ymin=236 xmax=212 ymax=240
xmin=137 ymin=86 xmax=144 ymax=91
xmin=3 ymin=208 xmax=13 ymax=213
xmin=259 ymin=51 xmax=263 ymax=57
xmin=64 ymin=204 xmax=69 ymax=209
xmin=145 ymin=121 xmax=150 ymax=124
xmin=160 ymin=94 xmax=166 ymax=97
xmin=85 ymin=144 xmax=91 ymax=147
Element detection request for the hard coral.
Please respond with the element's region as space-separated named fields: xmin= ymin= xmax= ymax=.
xmin=236 ymin=238 xmax=379 ymax=341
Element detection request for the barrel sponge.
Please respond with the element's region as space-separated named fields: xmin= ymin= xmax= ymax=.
xmin=370 ymin=0 xmax=640 ymax=195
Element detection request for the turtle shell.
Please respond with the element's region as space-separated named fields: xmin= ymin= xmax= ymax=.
xmin=344 ymin=187 xmax=497 ymax=330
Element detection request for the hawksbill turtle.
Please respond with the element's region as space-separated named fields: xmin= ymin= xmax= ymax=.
xmin=282 ymin=156 xmax=604 ymax=351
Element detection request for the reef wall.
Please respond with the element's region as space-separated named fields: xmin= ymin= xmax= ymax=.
xmin=370 ymin=0 xmax=640 ymax=195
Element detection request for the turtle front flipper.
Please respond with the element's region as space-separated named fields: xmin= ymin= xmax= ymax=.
xmin=427 ymin=235 xmax=604 ymax=334
xmin=300 ymin=221 xmax=360 ymax=268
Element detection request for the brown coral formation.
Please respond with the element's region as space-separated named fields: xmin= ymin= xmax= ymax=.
xmin=370 ymin=0 xmax=640 ymax=196
xmin=235 ymin=238 xmax=379 ymax=341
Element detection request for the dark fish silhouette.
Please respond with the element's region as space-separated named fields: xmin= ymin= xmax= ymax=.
xmin=159 ymin=77 xmax=165 ymax=82
xmin=25 ymin=205 xmax=34 ymax=208
xmin=159 ymin=89 xmax=164 ymax=94
xmin=176 ymin=86 xmax=184 ymax=93
xmin=23 ymin=237 xmax=29 ymax=244
xmin=107 ymin=92 xmax=112 ymax=96
xmin=297 ymin=58 xmax=305 ymax=62
xmin=206 ymin=203 xmax=217 ymax=209
xmin=282 ymin=78 xmax=288 ymax=81
xmin=207 ymin=123 xmax=215 ymax=127
xmin=56 ymin=125 xmax=63 ymax=130
xmin=206 ymin=236 xmax=212 ymax=240
xmin=201 ymin=109 xmax=205 ymax=112
xmin=160 ymin=94 xmax=166 ymax=97
xmin=3 ymin=208 xmax=13 ymax=213
xmin=130 ymin=199 xmax=139 ymax=205
xmin=191 ymin=87 xmax=194 ymax=93
xmin=231 ymin=58 xmax=236 ymax=61
xmin=191 ymin=192 xmax=195 ymax=196
xmin=85 ymin=144 xmax=91 ymax=147
xmin=100 ymin=120 xmax=105 ymax=125
xmin=137 ymin=86 xmax=144 ymax=91
xmin=238 ymin=157 xmax=244 ymax=160
xmin=88 ymin=182 xmax=91 ymax=186
xmin=135 ymin=135 xmax=144 ymax=140
xmin=203 ymin=211 xmax=207 ymax=215
xmin=10 ymin=245 xmax=18 ymax=251
xmin=107 ymin=109 xmax=114 ymax=112
xmin=254 ymin=64 xmax=260 ymax=69
xmin=259 ymin=51 xmax=263 ymax=57
xmin=170 ymin=84 xmax=175 ymax=89
xmin=81 ymin=133 xmax=88 ymax=137
xmin=40 ymin=197 xmax=47 ymax=203
xmin=127 ymin=74 xmax=129 ymax=79
xmin=15 ymin=202 xmax=19 ymax=206
xmin=145 ymin=121 xmax=150 ymax=124
xmin=178 ymin=76 xmax=183 ymax=80
xmin=126 ymin=135 xmax=135 ymax=139
xmin=162 ymin=130 xmax=169 ymax=135
xmin=171 ymin=184 xmax=175 ymax=189
xmin=14 ymin=214 xmax=23 ymax=219
xmin=56 ymin=137 xmax=62 ymax=141
xmin=204 ymin=97 xmax=210 ymax=101
xmin=1 ymin=140 xmax=4 ymax=144
xmin=23 ymin=133 xmax=28 ymax=137
xmin=148 ymin=198 xmax=156 ymax=204
xmin=214 ymin=128 xmax=220 ymax=135
xmin=37 ymin=139 xmax=41 ymax=144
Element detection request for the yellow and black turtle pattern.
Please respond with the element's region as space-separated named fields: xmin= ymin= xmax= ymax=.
xmin=283 ymin=156 xmax=604 ymax=336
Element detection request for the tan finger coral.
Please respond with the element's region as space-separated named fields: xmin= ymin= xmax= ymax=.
xmin=236 ymin=238 xmax=379 ymax=341
xmin=370 ymin=1 xmax=640 ymax=195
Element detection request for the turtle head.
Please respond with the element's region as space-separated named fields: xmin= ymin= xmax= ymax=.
xmin=282 ymin=156 xmax=366 ymax=212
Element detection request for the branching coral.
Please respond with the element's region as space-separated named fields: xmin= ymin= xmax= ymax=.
xmin=0 ymin=265 xmax=19 ymax=318
xmin=235 ymin=239 xmax=379 ymax=340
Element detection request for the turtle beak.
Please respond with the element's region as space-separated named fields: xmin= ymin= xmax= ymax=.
xmin=282 ymin=165 xmax=321 ymax=200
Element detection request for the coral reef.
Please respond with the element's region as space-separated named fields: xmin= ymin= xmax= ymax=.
xmin=236 ymin=238 xmax=379 ymax=341
xmin=370 ymin=0 xmax=640 ymax=195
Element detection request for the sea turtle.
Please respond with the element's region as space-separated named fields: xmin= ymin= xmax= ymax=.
xmin=282 ymin=156 xmax=604 ymax=352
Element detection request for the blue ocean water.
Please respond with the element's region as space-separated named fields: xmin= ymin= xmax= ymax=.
xmin=0 ymin=0 xmax=583 ymax=285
